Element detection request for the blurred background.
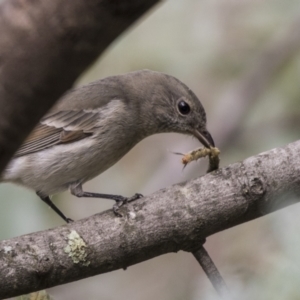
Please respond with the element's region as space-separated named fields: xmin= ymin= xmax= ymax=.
xmin=3 ymin=0 xmax=300 ymax=299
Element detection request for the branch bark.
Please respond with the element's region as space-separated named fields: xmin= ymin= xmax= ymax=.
xmin=1 ymin=140 xmax=300 ymax=298
xmin=0 ymin=0 xmax=159 ymax=173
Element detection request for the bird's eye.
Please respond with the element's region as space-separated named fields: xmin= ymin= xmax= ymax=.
xmin=177 ymin=100 xmax=191 ymax=115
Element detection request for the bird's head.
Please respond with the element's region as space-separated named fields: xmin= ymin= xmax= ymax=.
xmin=129 ymin=70 xmax=215 ymax=148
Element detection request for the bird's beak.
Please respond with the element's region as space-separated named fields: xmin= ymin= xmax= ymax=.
xmin=193 ymin=129 xmax=215 ymax=148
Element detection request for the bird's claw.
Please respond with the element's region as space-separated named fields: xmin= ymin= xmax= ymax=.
xmin=128 ymin=193 xmax=143 ymax=202
xmin=113 ymin=193 xmax=144 ymax=217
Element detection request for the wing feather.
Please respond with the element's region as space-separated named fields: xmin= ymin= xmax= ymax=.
xmin=14 ymin=110 xmax=98 ymax=157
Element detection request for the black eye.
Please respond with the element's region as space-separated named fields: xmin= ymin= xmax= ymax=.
xmin=178 ymin=100 xmax=190 ymax=115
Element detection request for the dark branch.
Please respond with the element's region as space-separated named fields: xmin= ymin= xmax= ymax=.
xmin=0 ymin=140 xmax=299 ymax=298
xmin=193 ymin=248 xmax=229 ymax=298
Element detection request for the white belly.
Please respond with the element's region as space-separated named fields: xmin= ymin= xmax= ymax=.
xmin=3 ymin=136 xmax=132 ymax=196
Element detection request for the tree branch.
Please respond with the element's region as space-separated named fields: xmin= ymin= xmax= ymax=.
xmin=0 ymin=0 xmax=159 ymax=173
xmin=1 ymin=140 xmax=299 ymax=298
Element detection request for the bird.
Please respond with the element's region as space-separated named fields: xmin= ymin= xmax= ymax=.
xmin=2 ymin=70 xmax=214 ymax=222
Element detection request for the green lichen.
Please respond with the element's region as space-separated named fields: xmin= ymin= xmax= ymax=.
xmin=64 ymin=230 xmax=90 ymax=266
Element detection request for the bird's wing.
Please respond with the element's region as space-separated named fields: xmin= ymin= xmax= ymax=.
xmin=14 ymin=110 xmax=99 ymax=157
xmin=14 ymin=74 xmax=128 ymax=158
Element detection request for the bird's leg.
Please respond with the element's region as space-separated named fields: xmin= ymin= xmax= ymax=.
xmin=69 ymin=183 xmax=143 ymax=217
xmin=36 ymin=192 xmax=73 ymax=223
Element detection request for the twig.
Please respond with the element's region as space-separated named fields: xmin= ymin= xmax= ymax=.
xmin=193 ymin=247 xmax=229 ymax=298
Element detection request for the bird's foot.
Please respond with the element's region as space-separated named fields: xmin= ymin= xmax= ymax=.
xmin=113 ymin=193 xmax=143 ymax=217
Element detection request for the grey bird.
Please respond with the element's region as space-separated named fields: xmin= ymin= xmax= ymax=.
xmin=2 ymin=70 xmax=214 ymax=222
